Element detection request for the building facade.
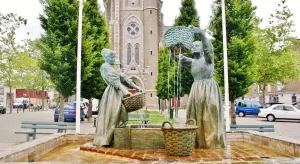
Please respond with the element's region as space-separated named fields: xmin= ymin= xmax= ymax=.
xmin=103 ymin=0 xmax=164 ymax=108
xmin=244 ymin=82 xmax=300 ymax=104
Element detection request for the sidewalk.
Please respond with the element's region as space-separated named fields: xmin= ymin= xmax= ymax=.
xmin=0 ymin=110 xmax=95 ymax=153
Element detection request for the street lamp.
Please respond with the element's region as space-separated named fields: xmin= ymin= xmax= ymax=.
xmin=221 ymin=0 xmax=231 ymax=132
xmin=76 ymin=0 xmax=83 ymax=133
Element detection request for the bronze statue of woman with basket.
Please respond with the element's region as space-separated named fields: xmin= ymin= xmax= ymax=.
xmin=93 ymin=48 xmax=144 ymax=146
xmin=165 ymin=26 xmax=226 ymax=149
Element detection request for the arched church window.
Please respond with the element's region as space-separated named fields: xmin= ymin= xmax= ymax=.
xmin=127 ymin=43 xmax=132 ymax=65
xmin=135 ymin=44 xmax=139 ymax=65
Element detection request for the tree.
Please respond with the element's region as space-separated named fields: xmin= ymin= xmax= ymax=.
xmin=173 ymin=0 xmax=200 ymax=96
xmin=253 ymin=0 xmax=300 ymax=104
xmin=39 ymin=0 xmax=79 ymax=122
xmin=156 ymin=46 xmax=176 ymax=114
xmin=0 ymin=13 xmax=27 ymax=113
xmin=81 ymin=0 xmax=109 ymax=122
xmin=20 ymin=39 xmax=52 ymax=111
xmin=209 ymin=0 xmax=258 ymax=124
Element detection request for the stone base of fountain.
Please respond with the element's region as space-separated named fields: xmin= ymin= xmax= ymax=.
xmin=1 ymin=131 xmax=300 ymax=163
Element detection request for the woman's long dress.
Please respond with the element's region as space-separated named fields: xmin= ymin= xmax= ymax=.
xmin=186 ymin=57 xmax=226 ymax=149
xmin=93 ymin=63 xmax=132 ymax=146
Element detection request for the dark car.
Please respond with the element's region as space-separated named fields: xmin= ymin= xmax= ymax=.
xmin=0 ymin=106 xmax=6 ymax=114
xmin=54 ymin=103 xmax=85 ymax=122
xmin=293 ymin=102 xmax=300 ymax=110
xmin=264 ymin=102 xmax=283 ymax=108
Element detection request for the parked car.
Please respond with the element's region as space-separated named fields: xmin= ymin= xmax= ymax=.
xmin=264 ymin=102 xmax=283 ymax=108
xmin=72 ymin=101 xmax=89 ymax=118
xmin=0 ymin=103 xmax=6 ymax=114
xmin=54 ymin=103 xmax=85 ymax=122
xmin=13 ymin=97 xmax=29 ymax=108
xmin=92 ymin=99 xmax=99 ymax=115
xmin=235 ymin=100 xmax=264 ymax=117
xmin=258 ymin=104 xmax=300 ymax=121
xmin=292 ymin=102 xmax=300 ymax=110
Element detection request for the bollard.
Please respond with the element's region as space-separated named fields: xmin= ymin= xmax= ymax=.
xmin=93 ymin=117 xmax=97 ymax=127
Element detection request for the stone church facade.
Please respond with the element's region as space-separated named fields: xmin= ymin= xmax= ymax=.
xmin=103 ymin=0 xmax=164 ymax=108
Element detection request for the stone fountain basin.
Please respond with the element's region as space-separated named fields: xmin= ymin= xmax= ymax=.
xmin=1 ymin=130 xmax=300 ymax=162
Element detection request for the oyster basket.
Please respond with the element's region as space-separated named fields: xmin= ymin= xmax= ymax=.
xmin=122 ymin=92 xmax=145 ymax=112
xmin=164 ymin=26 xmax=194 ymax=49
xmin=161 ymin=119 xmax=198 ymax=156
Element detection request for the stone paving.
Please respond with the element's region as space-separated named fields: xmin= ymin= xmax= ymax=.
xmin=80 ymin=141 xmax=296 ymax=163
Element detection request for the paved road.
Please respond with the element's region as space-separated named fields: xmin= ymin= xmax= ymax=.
xmin=0 ymin=110 xmax=95 ymax=152
xmin=1 ymin=109 xmax=299 ymax=152
xmin=237 ymin=115 xmax=300 ymax=142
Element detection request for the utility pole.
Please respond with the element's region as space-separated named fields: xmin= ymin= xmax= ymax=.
xmin=221 ymin=0 xmax=230 ymax=132
xmin=76 ymin=0 xmax=83 ymax=133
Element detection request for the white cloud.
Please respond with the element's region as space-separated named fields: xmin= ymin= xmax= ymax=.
xmin=0 ymin=0 xmax=299 ymax=41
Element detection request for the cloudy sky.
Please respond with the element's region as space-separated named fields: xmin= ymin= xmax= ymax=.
xmin=0 ymin=0 xmax=299 ymax=42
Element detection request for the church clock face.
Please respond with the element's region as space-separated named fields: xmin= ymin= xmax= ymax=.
xmin=126 ymin=21 xmax=140 ymax=39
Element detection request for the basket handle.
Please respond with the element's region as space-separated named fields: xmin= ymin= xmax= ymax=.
xmin=118 ymin=121 xmax=128 ymax=128
xmin=185 ymin=119 xmax=196 ymax=126
xmin=162 ymin=121 xmax=173 ymax=129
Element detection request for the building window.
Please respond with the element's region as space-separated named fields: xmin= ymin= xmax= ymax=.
xmin=151 ymin=93 xmax=153 ymax=97
xmin=127 ymin=43 xmax=132 ymax=65
xmin=150 ymin=30 xmax=152 ymax=34
xmin=269 ymin=95 xmax=279 ymax=103
xmin=150 ymin=51 xmax=152 ymax=55
xmin=150 ymin=10 xmax=152 ymax=14
xmin=135 ymin=43 xmax=139 ymax=65
xmin=151 ymin=72 xmax=153 ymax=76
xmin=292 ymin=94 xmax=297 ymax=103
xmin=127 ymin=22 xmax=139 ymax=38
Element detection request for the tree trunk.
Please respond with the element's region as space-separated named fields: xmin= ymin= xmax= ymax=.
xmin=230 ymin=101 xmax=236 ymax=125
xmin=262 ymin=84 xmax=266 ymax=104
xmin=87 ymin=98 xmax=93 ymax=122
xmin=9 ymin=87 xmax=12 ymax=114
xmin=58 ymin=95 xmax=65 ymax=133
xmin=41 ymin=71 xmax=45 ymax=110
xmin=158 ymin=99 xmax=161 ymax=113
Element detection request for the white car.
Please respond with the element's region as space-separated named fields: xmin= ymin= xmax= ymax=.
xmin=258 ymin=104 xmax=300 ymax=121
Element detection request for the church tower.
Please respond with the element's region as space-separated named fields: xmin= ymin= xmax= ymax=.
xmin=103 ymin=0 xmax=164 ymax=108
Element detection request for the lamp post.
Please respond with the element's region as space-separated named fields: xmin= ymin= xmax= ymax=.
xmin=76 ymin=0 xmax=83 ymax=133
xmin=221 ymin=0 xmax=230 ymax=132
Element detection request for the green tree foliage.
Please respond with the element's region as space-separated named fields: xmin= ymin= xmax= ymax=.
xmin=0 ymin=13 xmax=27 ymax=113
xmin=253 ymin=0 xmax=300 ymax=104
xmin=156 ymin=46 xmax=176 ymax=114
xmin=209 ymin=0 xmax=258 ymax=124
xmin=173 ymin=0 xmax=200 ymax=96
xmin=156 ymin=46 xmax=175 ymax=100
xmin=81 ymin=0 xmax=109 ymax=121
xmin=23 ymin=39 xmax=52 ymax=110
xmin=39 ymin=0 xmax=79 ymax=122
xmin=174 ymin=0 xmax=200 ymax=27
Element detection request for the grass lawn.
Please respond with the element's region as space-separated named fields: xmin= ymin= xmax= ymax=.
xmin=128 ymin=110 xmax=174 ymax=125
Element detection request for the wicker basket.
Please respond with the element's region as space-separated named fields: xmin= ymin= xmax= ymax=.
xmin=122 ymin=92 xmax=145 ymax=112
xmin=162 ymin=119 xmax=198 ymax=156
xmin=164 ymin=26 xmax=194 ymax=50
